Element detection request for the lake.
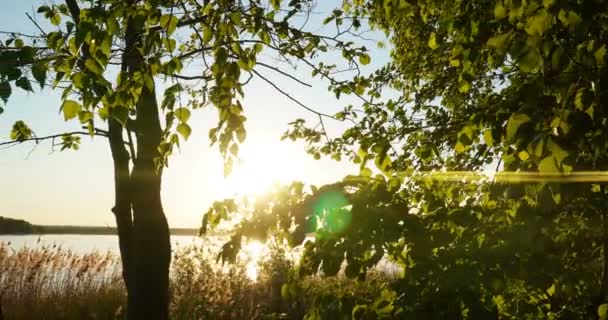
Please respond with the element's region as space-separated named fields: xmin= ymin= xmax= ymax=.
xmin=0 ymin=234 xmax=204 ymax=254
xmin=0 ymin=234 xmax=401 ymax=279
xmin=0 ymin=234 xmax=268 ymax=280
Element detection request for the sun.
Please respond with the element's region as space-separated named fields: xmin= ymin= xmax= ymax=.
xmin=217 ymin=139 xmax=304 ymax=198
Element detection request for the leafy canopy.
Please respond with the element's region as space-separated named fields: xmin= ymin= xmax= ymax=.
xmin=205 ymin=0 xmax=608 ymax=318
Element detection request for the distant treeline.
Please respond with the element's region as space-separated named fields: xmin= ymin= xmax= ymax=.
xmin=0 ymin=216 xmax=199 ymax=236
xmin=0 ymin=216 xmax=36 ymax=234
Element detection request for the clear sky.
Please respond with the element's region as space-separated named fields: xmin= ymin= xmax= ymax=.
xmin=0 ymin=0 xmax=390 ymax=227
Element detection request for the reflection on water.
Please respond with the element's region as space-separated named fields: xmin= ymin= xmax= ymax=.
xmin=241 ymin=240 xmax=269 ymax=281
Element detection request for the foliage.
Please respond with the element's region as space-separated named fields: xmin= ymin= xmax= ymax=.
xmin=0 ymin=1 xmax=371 ymax=317
xmin=0 ymin=0 xmax=368 ymax=173
xmin=204 ymin=0 xmax=608 ymax=319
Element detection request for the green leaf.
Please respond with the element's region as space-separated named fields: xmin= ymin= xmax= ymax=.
xmin=360 ymin=167 xmax=372 ymax=177
xmin=62 ymin=100 xmax=81 ymax=121
xmin=270 ymin=0 xmax=281 ymax=10
xmin=106 ymin=16 xmax=119 ymax=34
xmin=458 ymin=78 xmax=471 ymax=93
xmin=236 ymin=128 xmax=246 ymax=143
xmin=10 ymin=120 xmax=33 ymax=141
xmin=177 ymin=123 xmax=191 ymax=140
xmin=15 ymin=77 xmax=33 ymax=92
xmin=427 ymin=32 xmax=439 ymax=50
xmin=111 ymin=106 xmax=129 ymax=126
xmin=0 ymin=81 xmax=11 ymax=103
xmin=85 ymin=59 xmax=103 ymax=75
xmin=525 ymin=10 xmax=551 ymax=36
xmin=575 ymin=88 xmax=585 ymax=110
xmin=519 ymin=49 xmax=542 ymax=72
xmin=160 ymin=14 xmax=178 ymax=35
xmin=506 ymin=113 xmax=531 ymax=142
xmin=78 ymin=111 xmax=92 ymax=124
xmin=494 ymin=1 xmax=506 ymax=19
xmin=518 ymin=150 xmax=530 ymax=161
xmin=174 ymin=107 xmax=191 ymax=122
xmin=37 ymin=5 xmax=51 ymax=13
xmin=487 ymin=32 xmax=512 ymax=50
xmin=230 ymin=12 xmax=241 ymax=25
xmin=359 ymin=53 xmax=371 ymax=65
xmin=558 ymin=10 xmax=582 ymax=28
xmin=31 ymin=63 xmax=47 ymax=89
xmin=538 ymin=156 xmax=559 ymax=172
xmin=595 ymin=45 xmax=606 ymax=65
xmin=598 ymin=303 xmax=608 ymax=320
xmin=483 ymin=129 xmax=494 ymax=146
xmin=224 ymin=157 xmax=233 ymax=177
xmin=547 ymin=138 xmax=568 ymax=164
xmin=203 ymin=28 xmax=213 ymax=44
xmin=455 ymin=142 xmax=466 ymax=153
xmin=592 ymin=184 xmax=601 ymax=193
xmin=50 ymin=12 xmax=61 ymax=26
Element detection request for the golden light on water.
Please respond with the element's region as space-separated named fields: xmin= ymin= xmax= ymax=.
xmin=241 ymin=241 xmax=268 ymax=282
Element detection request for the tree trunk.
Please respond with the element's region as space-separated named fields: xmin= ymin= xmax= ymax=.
xmin=124 ymin=9 xmax=171 ymax=320
xmin=110 ymin=6 xmax=170 ymax=320
xmin=67 ymin=0 xmax=171 ymax=317
xmin=128 ymin=71 xmax=171 ymax=320
xmin=107 ymin=115 xmax=136 ymax=316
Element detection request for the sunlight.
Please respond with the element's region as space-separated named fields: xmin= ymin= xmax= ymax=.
xmin=217 ymin=139 xmax=305 ymax=198
xmin=241 ymin=240 xmax=269 ymax=282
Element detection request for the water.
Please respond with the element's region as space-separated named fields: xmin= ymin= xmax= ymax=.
xmin=0 ymin=234 xmax=202 ymax=254
xmin=0 ymin=234 xmax=402 ymax=279
xmin=0 ymin=234 xmax=266 ymax=281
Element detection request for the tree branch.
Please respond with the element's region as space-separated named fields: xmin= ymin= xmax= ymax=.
xmin=251 ymin=69 xmax=336 ymax=120
xmin=25 ymin=13 xmax=47 ymax=37
xmin=0 ymin=131 xmax=107 ymax=147
xmin=256 ymin=61 xmax=312 ymax=87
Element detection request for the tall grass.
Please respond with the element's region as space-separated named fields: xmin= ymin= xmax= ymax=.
xmin=0 ymin=241 xmax=124 ymax=319
xmin=0 ymin=241 xmax=390 ymax=319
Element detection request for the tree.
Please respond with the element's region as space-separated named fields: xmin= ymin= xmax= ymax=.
xmin=0 ymin=0 xmax=370 ymax=318
xmin=206 ymin=0 xmax=608 ymax=318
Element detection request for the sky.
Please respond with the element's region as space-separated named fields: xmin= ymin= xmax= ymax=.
xmin=0 ymin=0 xmax=391 ymax=227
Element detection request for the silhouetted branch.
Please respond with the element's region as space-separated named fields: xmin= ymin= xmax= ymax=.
xmin=256 ymin=61 xmax=312 ymax=87
xmin=25 ymin=12 xmax=47 ymax=37
xmin=251 ymin=69 xmax=336 ymax=120
xmin=0 ymin=131 xmax=107 ymax=148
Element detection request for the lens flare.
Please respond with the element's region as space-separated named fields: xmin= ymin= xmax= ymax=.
xmin=312 ymin=191 xmax=351 ymax=234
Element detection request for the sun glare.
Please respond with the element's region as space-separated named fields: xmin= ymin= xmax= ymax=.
xmin=217 ymin=140 xmax=304 ymax=198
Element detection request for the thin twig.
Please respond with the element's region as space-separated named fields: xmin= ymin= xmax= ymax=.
xmin=25 ymin=12 xmax=48 ymax=37
xmin=0 ymin=131 xmax=107 ymax=147
xmin=0 ymin=31 xmax=44 ymax=39
xmin=251 ymin=69 xmax=336 ymax=120
xmin=318 ymin=114 xmax=330 ymax=143
xmin=256 ymin=61 xmax=312 ymax=87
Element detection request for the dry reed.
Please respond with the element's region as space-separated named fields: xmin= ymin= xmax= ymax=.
xmin=0 ymin=241 xmax=388 ymax=320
